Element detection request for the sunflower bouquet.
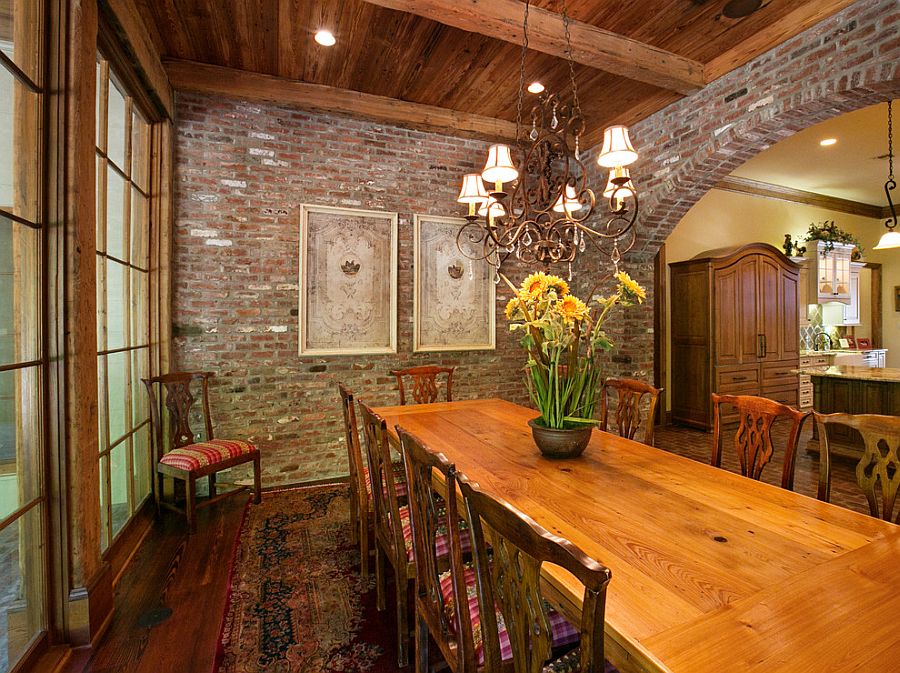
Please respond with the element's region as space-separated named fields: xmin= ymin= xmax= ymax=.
xmin=502 ymin=270 xmax=646 ymax=429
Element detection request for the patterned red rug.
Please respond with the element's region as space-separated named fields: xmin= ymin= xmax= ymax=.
xmin=215 ymin=484 xmax=400 ymax=672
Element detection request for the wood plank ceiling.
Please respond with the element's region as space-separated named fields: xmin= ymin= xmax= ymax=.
xmin=136 ymin=0 xmax=857 ymax=143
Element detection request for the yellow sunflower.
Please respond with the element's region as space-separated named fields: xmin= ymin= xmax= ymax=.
xmin=521 ymin=272 xmax=550 ymax=298
xmin=544 ymin=274 xmax=569 ymax=297
xmin=615 ymin=271 xmax=646 ymax=303
xmin=558 ymin=294 xmax=589 ymax=321
xmin=504 ymin=296 xmax=521 ymax=319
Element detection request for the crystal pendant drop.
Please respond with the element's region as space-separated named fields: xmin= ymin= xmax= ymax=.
xmin=523 ymin=232 xmax=532 ymax=246
xmin=567 ymin=262 xmax=573 ymax=281
xmin=579 ymin=235 xmax=586 ymax=252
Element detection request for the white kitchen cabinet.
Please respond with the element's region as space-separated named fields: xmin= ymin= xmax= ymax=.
xmin=805 ymin=241 xmax=853 ymax=305
xmin=841 ymin=263 xmax=864 ymax=326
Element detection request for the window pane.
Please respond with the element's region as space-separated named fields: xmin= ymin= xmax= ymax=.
xmin=95 ymin=58 xmax=102 ymax=148
xmin=0 ymin=0 xmax=42 ymax=85
xmin=132 ymin=424 xmax=151 ymax=506
xmin=131 ymin=111 xmax=149 ymax=192
xmin=107 ymin=351 xmax=128 ymax=445
xmin=0 ymin=65 xmax=40 ymax=223
xmin=131 ymin=347 xmax=149 ymax=429
xmin=107 ymin=80 xmax=127 ymax=171
xmin=96 ymin=355 xmax=107 ymax=450
xmin=0 ymin=218 xmax=38 ymax=366
xmin=0 ymin=506 xmax=45 ymax=673
xmin=131 ymin=270 xmax=148 ymax=348
xmin=131 ymin=189 xmax=148 ymax=269
xmin=110 ymin=441 xmax=129 ymax=537
xmin=0 ymin=367 xmax=41 ymax=520
xmin=106 ymin=165 xmax=126 ymax=260
xmin=106 ymin=260 xmax=126 ymax=350
xmin=99 ymin=455 xmax=109 ymax=552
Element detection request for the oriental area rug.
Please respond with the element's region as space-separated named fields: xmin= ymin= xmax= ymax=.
xmin=215 ymin=484 xmax=398 ymax=673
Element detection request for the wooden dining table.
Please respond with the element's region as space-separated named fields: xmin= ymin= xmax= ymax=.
xmin=373 ymin=398 xmax=900 ymax=673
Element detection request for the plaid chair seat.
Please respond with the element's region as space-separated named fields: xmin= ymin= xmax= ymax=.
xmin=158 ymin=439 xmax=257 ymax=472
xmin=363 ymin=461 xmax=408 ymax=499
xmin=399 ymin=504 xmax=471 ymax=562
xmin=438 ymin=566 xmax=580 ymax=666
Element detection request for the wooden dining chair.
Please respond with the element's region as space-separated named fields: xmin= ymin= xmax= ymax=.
xmin=814 ymin=412 xmax=900 ymax=524
xmin=143 ymin=371 xmax=261 ymax=533
xmin=397 ymin=427 xmax=475 ymax=673
xmin=339 ymin=383 xmax=407 ymax=581
xmin=390 ymin=365 xmax=455 ymax=405
xmin=711 ymin=393 xmax=809 ymax=491
xmin=458 ymin=476 xmax=612 ymax=673
xmin=599 ymin=377 xmax=663 ymax=446
xmin=359 ymin=401 xmax=418 ymax=667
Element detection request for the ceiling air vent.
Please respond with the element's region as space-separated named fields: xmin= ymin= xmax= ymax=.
xmin=722 ymin=0 xmax=763 ymax=19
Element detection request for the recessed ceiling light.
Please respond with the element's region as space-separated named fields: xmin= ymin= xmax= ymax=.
xmin=527 ymin=81 xmax=545 ymax=94
xmin=819 ymin=138 xmax=837 ymax=146
xmin=314 ymin=30 xmax=336 ymax=47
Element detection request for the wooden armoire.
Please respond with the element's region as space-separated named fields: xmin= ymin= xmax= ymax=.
xmin=670 ymin=243 xmax=800 ymax=429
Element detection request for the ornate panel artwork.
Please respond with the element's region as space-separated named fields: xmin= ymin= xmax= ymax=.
xmin=414 ymin=215 xmax=495 ymax=352
xmin=299 ymin=205 xmax=397 ymax=355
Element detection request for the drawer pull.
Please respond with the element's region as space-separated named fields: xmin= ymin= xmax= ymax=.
xmin=731 ymin=375 xmax=748 ymax=381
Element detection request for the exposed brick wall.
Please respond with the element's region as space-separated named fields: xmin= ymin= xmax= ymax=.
xmin=172 ymin=0 xmax=898 ymax=485
xmin=578 ymin=0 xmax=899 ymax=389
xmin=172 ymin=99 xmax=535 ymax=485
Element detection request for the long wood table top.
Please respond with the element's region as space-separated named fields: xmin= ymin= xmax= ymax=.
xmin=373 ymin=399 xmax=900 ymax=673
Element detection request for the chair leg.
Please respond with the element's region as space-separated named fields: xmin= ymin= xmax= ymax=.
xmin=375 ymin=542 xmax=386 ymax=612
xmin=349 ymin=491 xmax=360 ymax=546
xmin=185 ymin=476 xmax=197 ymax=534
xmin=252 ymin=454 xmax=262 ymax=504
xmin=396 ymin=570 xmax=409 ymax=668
xmin=154 ymin=471 xmax=164 ymax=519
xmin=209 ymin=472 xmax=217 ymax=497
xmin=415 ymin=611 xmax=428 ymax=673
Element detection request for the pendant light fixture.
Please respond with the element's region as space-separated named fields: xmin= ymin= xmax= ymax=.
xmin=454 ymin=0 xmax=641 ymax=277
xmin=874 ymin=99 xmax=899 ymax=250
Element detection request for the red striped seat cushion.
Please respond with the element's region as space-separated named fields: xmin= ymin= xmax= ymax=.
xmin=159 ymin=439 xmax=257 ymax=472
xmin=363 ymin=462 xmax=408 ymax=499
xmin=400 ymin=504 xmax=471 ymax=562
xmin=439 ymin=566 xmax=580 ymax=666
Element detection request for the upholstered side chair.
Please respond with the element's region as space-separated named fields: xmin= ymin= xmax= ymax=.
xmin=143 ymin=371 xmax=261 ymax=533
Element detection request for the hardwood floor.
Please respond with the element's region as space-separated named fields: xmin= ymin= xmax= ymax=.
xmin=64 ymin=494 xmax=248 ymax=673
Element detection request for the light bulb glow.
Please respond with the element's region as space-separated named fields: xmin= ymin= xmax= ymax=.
xmin=527 ymin=81 xmax=545 ymax=94
xmin=457 ymin=174 xmax=489 ymax=204
xmin=819 ymin=138 xmax=837 ymax=147
xmin=552 ymin=185 xmax=583 ymax=213
xmin=874 ymin=229 xmax=900 ymax=249
xmin=481 ymin=144 xmax=519 ymax=184
xmin=314 ymin=30 xmax=336 ymax=46
xmin=597 ymin=125 xmax=638 ymax=168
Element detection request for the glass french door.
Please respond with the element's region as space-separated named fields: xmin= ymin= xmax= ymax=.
xmin=0 ymin=0 xmax=48 ymax=670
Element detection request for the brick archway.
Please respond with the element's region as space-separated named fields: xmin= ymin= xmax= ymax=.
xmin=579 ymin=0 xmax=899 ymax=383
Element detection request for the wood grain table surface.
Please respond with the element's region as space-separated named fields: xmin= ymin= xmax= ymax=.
xmin=372 ymin=398 xmax=900 ymax=673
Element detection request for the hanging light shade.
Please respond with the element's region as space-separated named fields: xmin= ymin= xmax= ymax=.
xmin=478 ymin=196 xmax=506 ymax=218
xmin=603 ymin=166 xmax=636 ymax=198
xmin=597 ymin=125 xmax=638 ymax=168
xmin=874 ymin=230 xmax=900 ymax=249
xmin=457 ymin=174 xmax=489 ymax=204
xmin=481 ymin=144 xmax=519 ymax=184
xmin=552 ymin=184 xmax=584 ymax=213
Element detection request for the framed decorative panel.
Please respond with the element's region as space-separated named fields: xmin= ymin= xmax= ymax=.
xmin=299 ymin=205 xmax=398 ymax=355
xmin=413 ymin=215 xmax=496 ymax=352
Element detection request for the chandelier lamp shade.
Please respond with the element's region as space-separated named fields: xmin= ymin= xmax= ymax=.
xmin=455 ymin=0 xmax=641 ymax=274
xmin=874 ymin=99 xmax=898 ymax=250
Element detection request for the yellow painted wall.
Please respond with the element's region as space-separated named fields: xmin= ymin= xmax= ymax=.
xmin=664 ymin=189 xmax=899 ymax=410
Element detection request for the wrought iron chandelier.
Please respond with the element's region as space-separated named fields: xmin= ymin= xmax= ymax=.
xmin=874 ymin=99 xmax=898 ymax=250
xmin=455 ymin=0 xmax=640 ymax=277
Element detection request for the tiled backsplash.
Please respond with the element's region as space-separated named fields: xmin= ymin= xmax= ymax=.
xmin=799 ymin=304 xmax=845 ymax=352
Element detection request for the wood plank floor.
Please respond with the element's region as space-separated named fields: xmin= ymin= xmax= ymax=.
xmin=64 ymin=494 xmax=249 ymax=673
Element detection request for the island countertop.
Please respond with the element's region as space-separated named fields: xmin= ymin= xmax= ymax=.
xmin=792 ymin=365 xmax=900 ymax=383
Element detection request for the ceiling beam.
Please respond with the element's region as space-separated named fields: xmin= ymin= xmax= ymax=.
xmin=704 ymin=0 xmax=858 ymax=82
xmin=358 ymin=0 xmax=705 ymax=95
xmin=165 ymin=60 xmax=518 ymax=140
xmin=715 ymin=175 xmax=886 ymax=220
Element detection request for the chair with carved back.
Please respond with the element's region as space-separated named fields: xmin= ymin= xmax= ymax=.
xmin=338 ymin=383 xmax=407 ymax=582
xmin=391 ymin=365 xmax=455 ymax=405
xmin=814 ymin=412 xmax=900 ymax=524
xmin=397 ymin=427 xmax=475 ymax=673
xmin=711 ymin=393 xmax=810 ymax=490
xmin=359 ymin=401 xmax=417 ymax=667
xmin=599 ymin=377 xmax=663 ymax=446
xmin=458 ymin=475 xmax=613 ymax=673
xmin=143 ymin=372 xmax=261 ymax=533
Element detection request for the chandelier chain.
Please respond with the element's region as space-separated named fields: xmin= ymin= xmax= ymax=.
xmin=561 ymin=0 xmax=581 ymax=119
xmin=888 ymin=99 xmax=893 ymax=180
xmin=515 ymin=0 xmax=531 ymax=145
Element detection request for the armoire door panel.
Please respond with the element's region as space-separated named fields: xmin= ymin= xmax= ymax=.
xmin=714 ymin=266 xmax=741 ymax=365
xmin=738 ymin=257 xmax=761 ymax=364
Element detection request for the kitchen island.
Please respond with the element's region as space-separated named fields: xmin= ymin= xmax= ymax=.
xmin=793 ymin=365 xmax=900 ymax=458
